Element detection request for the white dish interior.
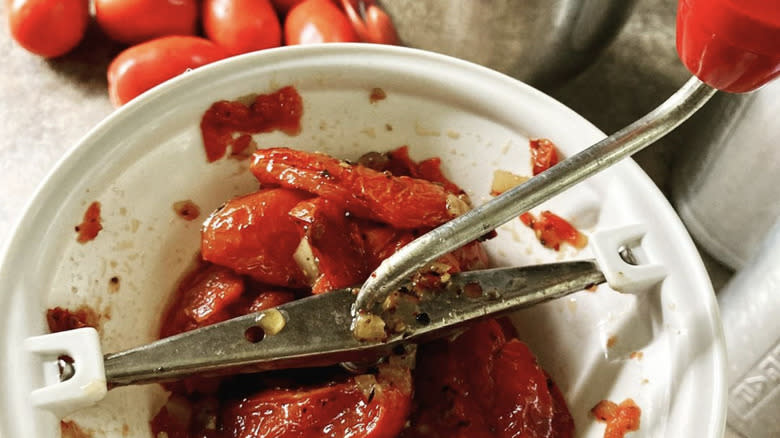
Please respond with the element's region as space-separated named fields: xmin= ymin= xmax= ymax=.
xmin=0 ymin=44 xmax=726 ymax=437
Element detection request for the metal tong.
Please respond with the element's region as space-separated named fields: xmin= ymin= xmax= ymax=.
xmin=27 ymin=224 xmax=666 ymax=417
xmin=25 ymin=75 xmax=713 ymax=417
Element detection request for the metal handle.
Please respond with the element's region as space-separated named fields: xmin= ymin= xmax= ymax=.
xmin=353 ymin=76 xmax=716 ymax=316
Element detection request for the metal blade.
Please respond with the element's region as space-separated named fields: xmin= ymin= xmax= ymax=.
xmin=104 ymin=260 xmax=605 ymax=386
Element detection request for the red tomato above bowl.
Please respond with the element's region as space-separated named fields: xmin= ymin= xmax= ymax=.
xmin=94 ymin=0 xmax=199 ymax=45
xmin=285 ymin=0 xmax=360 ymax=45
xmin=203 ymin=0 xmax=282 ymax=56
xmin=8 ymin=0 xmax=89 ymax=58
xmin=107 ymin=36 xmax=229 ymax=107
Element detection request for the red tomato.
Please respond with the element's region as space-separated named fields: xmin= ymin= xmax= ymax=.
xmin=271 ymin=0 xmax=306 ymax=14
xmin=107 ymin=36 xmax=229 ymax=106
xmin=94 ymin=0 xmax=198 ymax=45
xmin=8 ymin=0 xmax=89 ymax=58
xmin=221 ymin=371 xmax=411 ymax=438
xmin=341 ymin=0 xmax=399 ymax=45
xmin=251 ymin=148 xmax=459 ymax=229
xmin=203 ymin=0 xmax=282 ymax=56
xmin=159 ymin=263 xmax=245 ymax=338
xmin=201 ymin=188 xmax=311 ymax=288
xmin=285 ymin=0 xmax=360 ymax=45
xmin=404 ymin=319 xmax=574 ymax=438
xmin=289 ymin=197 xmax=369 ymax=294
xmin=529 ymin=138 xmax=560 ymax=175
xmin=520 ymin=210 xmax=588 ymax=251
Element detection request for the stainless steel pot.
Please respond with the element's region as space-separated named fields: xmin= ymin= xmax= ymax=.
xmin=380 ymin=0 xmax=637 ymax=88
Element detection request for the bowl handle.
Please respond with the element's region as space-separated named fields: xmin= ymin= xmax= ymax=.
xmin=590 ymin=224 xmax=667 ymax=294
xmin=24 ymin=327 xmax=107 ymax=418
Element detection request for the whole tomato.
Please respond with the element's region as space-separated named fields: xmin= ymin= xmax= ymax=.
xmin=341 ymin=0 xmax=399 ymax=45
xmin=203 ymin=0 xmax=282 ymax=55
xmin=94 ymin=0 xmax=199 ymax=45
xmin=8 ymin=0 xmax=89 ymax=58
xmin=107 ymin=36 xmax=229 ymax=106
xmin=285 ymin=0 xmax=360 ymax=45
xmin=271 ymin=0 xmax=306 ymax=14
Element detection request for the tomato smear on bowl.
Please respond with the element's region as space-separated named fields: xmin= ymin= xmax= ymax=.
xmin=75 ymin=201 xmax=103 ymax=243
xmin=591 ymin=398 xmax=641 ymax=438
xmin=200 ymin=86 xmax=303 ymax=162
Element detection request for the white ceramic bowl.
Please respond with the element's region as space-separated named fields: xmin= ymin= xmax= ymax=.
xmin=0 ymin=44 xmax=726 ymax=437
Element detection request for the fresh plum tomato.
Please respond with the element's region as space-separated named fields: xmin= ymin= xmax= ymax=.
xmin=251 ymin=148 xmax=464 ymax=229
xmin=8 ymin=0 xmax=89 ymax=58
xmin=221 ymin=370 xmax=411 ymax=438
xmin=285 ymin=0 xmax=359 ymax=45
xmin=341 ymin=0 xmax=399 ymax=45
xmin=271 ymin=0 xmax=306 ymax=14
xmin=94 ymin=0 xmax=198 ymax=45
xmin=107 ymin=36 xmax=229 ymax=106
xmin=201 ymin=188 xmax=311 ymax=288
xmin=203 ymin=0 xmax=282 ymax=56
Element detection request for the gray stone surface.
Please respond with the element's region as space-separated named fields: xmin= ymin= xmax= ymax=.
xmin=0 ymin=0 xmax=731 ymax=290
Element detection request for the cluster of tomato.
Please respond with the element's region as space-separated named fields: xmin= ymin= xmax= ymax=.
xmin=7 ymin=0 xmax=398 ymax=106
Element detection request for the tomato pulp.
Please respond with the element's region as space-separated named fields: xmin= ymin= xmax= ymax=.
xmin=676 ymin=0 xmax=780 ymax=92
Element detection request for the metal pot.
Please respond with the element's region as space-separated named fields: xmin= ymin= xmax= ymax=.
xmin=380 ymin=0 xmax=638 ymax=88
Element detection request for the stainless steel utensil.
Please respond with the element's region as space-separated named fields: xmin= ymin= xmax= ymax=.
xmin=29 ymin=257 xmax=653 ymax=417
xmin=353 ymin=76 xmax=716 ymax=317
xmin=380 ymin=0 xmax=637 ymax=88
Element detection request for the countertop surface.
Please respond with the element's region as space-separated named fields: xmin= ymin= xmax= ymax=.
xmin=0 ymin=0 xmax=733 ymax=289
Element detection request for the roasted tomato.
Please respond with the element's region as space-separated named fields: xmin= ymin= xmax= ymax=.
xmin=159 ymin=263 xmax=245 ymax=338
xmin=221 ymin=368 xmax=411 ymax=438
xmin=251 ymin=148 xmax=465 ymax=229
xmin=591 ymin=399 xmax=641 ymax=438
xmin=203 ymin=0 xmax=282 ymax=56
xmin=530 ymin=138 xmax=560 ymax=175
xmin=107 ymin=36 xmax=229 ymax=106
xmin=94 ymin=0 xmax=199 ymax=45
xmin=520 ymin=211 xmax=588 ymax=251
xmin=289 ymin=197 xmax=369 ymax=294
xmin=201 ymin=188 xmax=310 ymax=288
xmin=284 ymin=0 xmax=360 ymax=45
xmin=404 ymin=319 xmax=574 ymax=438
xmin=341 ymin=0 xmax=400 ymax=45
xmin=8 ymin=0 xmax=89 ymax=58
xmin=200 ymin=86 xmax=303 ymax=162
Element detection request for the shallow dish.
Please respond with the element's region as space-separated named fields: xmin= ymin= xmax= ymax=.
xmin=0 ymin=44 xmax=726 ymax=437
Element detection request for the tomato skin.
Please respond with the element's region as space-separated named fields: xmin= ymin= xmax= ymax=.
xmin=8 ymin=0 xmax=89 ymax=58
xmin=201 ymin=188 xmax=311 ymax=288
xmin=341 ymin=0 xmax=399 ymax=45
xmin=529 ymin=138 xmax=560 ymax=175
xmin=520 ymin=210 xmax=588 ymax=251
xmin=107 ymin=36 xmax=229 ymax=106
xmin=404 ymin=319 xmax=573 ymax=438
xmin=271 ymin=0 xmax=306 ymax=14
xmin=203 ymin=0 xmax=282 ymax=56
xmin=159 ymin=263 xmax=245 ymax=338
xmin=251 ymin=148 xmax=459 ymax=229
xmin=285 ymin=0 xmax=360 ymax=45
xmin=289 ymin=197 xmax=369 ymax=293
xmin=221 ymin=371 xmax=411 ymax=438
xmin=94 ymin=0 xmax=198 ymax=45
